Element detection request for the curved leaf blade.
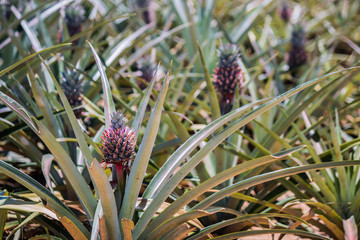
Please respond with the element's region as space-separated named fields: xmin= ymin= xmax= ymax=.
xmin=0 ymin=160 xmax=90 ymax=237
xmin=131 ymin=64 xmax=159 ymax=138
xmin=88 ymin=41 xmax=116 ymax=129
xmin=187 ymin=213 xmax=309 ymax=240
xmin=0 ymin=43 xmax=71 ymax=78
xmin=143 ymin=98 xmax=270 ymax=199
xmin=211 ymin=229 xmax=330 ymax=240
xmin=193 ymin=161 xmax=360 ymax=210
xmin=139 ymin=147 xmax=303 ymax=239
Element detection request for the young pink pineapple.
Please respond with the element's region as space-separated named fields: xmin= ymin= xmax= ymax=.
xmin=213 ymin=44 xmax=244 ymax=114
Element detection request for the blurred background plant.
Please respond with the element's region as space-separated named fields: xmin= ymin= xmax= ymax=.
xmin=0 ymin=0 xmax=360 ymax=239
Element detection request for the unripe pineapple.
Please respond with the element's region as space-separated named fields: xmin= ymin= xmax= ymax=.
xmin=137 ymin=58 xmax=156 ymax=90
xmin=213 ymin=44 xmax=243 ymax=114
xmin=61 ymin=69 xmax=83 ymax=118
xmin=64 ymin=5 xmax=85 ymax=44
xmin=101 ymin=113 xmax=136 ymax=173
xmin=287 ymin=25 xmax=307 ymax=69
xmin=111 ymin=112 xmax=126 ymax=130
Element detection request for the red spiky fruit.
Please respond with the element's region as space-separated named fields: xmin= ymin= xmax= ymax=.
xmin=213 ymin=44 xmax=243 ymax=105
xmin=101 ymin=112 xmax=136 ymax=173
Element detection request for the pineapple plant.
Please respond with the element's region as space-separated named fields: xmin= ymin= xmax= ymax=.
xmin=213 ymin=44 xmax=243 ymax=114
xmin=101 ymin=111 xmax=136 ymax=201
xmin=1 ymin=1 xmax=360 ymax=239
xmin=287 ymin=24 xmax=307 ymax=70
xmin=61 ymin=69 xmax=83 ymax=118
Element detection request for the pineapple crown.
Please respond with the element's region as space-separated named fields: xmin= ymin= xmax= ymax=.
xmin=213 ymin=44 xmax=243 ymax=103
xmin=101 ymin=112 xmax=136 ymax=172
xmin=62 ymin=69 xmax=82 ymax=88
xmin=218 ymin=44 xmax=240 ymax=64
xmin=111 ymin=112 xmax=126 ymax=130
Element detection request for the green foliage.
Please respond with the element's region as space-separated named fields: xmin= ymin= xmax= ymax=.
xmin=1 ymin=0 xmax=360 ymax=239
